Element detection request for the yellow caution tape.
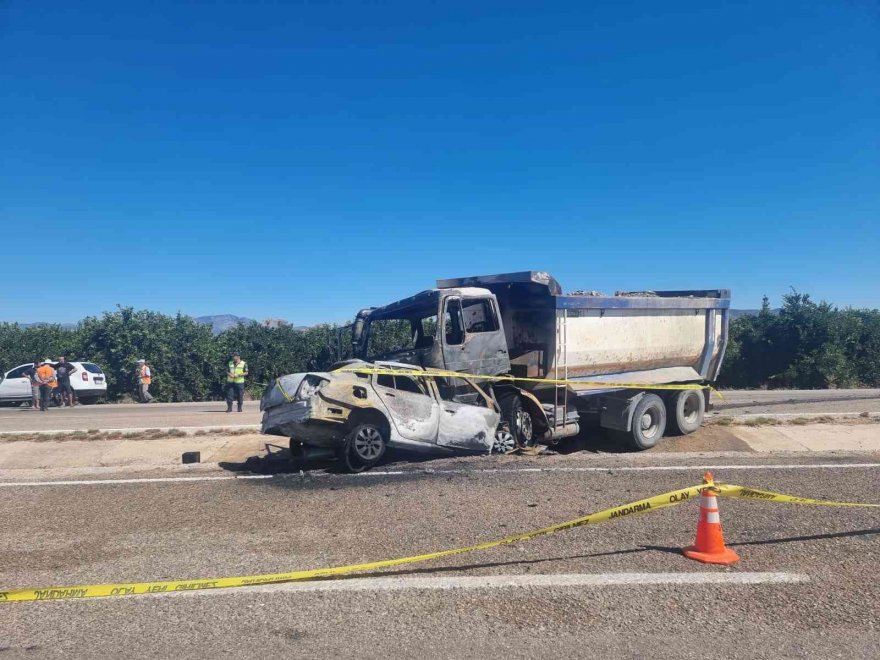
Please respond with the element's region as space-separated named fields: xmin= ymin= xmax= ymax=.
xmin=274 ymin=377 xmax=297 ymax=402
xmin=3 ymin=479 xmax=875 ymax=603
xmin=0 ymin=483 xmax=709 ymax=603
xmin=716 ymin=484 xmax=880 ymax=507
xmin=338 ymin=366 xmax=726 ymax=401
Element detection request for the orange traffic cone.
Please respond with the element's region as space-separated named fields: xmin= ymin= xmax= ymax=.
xmin=683 ymin=472 xmax=740 ymax=565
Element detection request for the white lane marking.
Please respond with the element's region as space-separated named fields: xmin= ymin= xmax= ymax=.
xmin=363 ymin=463 xmax=880 ymax=476
xmin=1 ymin=462 xmax=878 ymax=488
xmin=0 ymin=475 xmax=273 ymax=487
xmin=137 ymin=572 xmax=811 ymax=600
xmin=719 ymin=412 xmax=879 ymax=418
xmin=0 ymin=424 xmax=260 ymax=436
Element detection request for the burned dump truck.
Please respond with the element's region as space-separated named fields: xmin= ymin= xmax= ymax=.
xmin=346 ymin=271 xmax=730 ymax=450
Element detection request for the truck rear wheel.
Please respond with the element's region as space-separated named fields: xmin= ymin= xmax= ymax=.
xmin=666 ymin=389 xmax=705 ymax=435
xmin=626 ymin=393 xmax=666 ymax=450
xmin=499 ymin=394 xmax=536 ymax=448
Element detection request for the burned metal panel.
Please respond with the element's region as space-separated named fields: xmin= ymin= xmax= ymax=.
xmin=549 ymin=309 xmax=711 ymax=377
xmin=556 ymin=295 xmax=731 ymax=311
xmin=708 ymin=308 xmax=730 ymax=381
xmin=569 ymin=366 xmax=703 ymax=387
xmin=372 ymin=377 xmax=440 ymax=442
xmin=437 ymin=271 xmax=562 ymax=295
xmin=436 ymin=401 xmax=498 ymax=451
xmin=488 ymin=282 xmax=557 ymax=378
xmin=696 ymin=309 xmax=717 ymax=378
xmin=440 ymin=293 xmax=510 ymax=376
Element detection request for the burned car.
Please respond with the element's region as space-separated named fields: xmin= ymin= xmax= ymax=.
xmin=261 ymin=361 xmax=513 ymax=472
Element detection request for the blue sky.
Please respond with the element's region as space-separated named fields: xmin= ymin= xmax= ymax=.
xmin=2 ymin=1 xmax=878 ymax=325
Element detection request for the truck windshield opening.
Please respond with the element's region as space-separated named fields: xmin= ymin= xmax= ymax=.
xmin=366 ymin=312 xmax=438 ymax=361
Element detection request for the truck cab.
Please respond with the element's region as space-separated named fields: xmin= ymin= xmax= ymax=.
xmin=351 ymin=287 xmax=511 ymax=376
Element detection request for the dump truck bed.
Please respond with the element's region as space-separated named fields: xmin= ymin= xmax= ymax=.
xmin=438 ymin=271 xmax=729 ymax=385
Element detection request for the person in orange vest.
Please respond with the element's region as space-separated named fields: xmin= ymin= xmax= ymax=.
xmin=136 ymin=359 xmax=154 ymax=403
xmin=35 ymin=359 xmax=57 ymax=412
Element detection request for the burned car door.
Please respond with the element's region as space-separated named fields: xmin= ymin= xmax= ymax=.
xmin=372 ymin=373 xmax=440 ymax=442
xmin=433 ymin=377 xmax=499 ymax=451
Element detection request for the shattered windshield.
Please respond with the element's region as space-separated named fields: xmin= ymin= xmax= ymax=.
xmin=366 ymin=313 xmax=438 ymax=360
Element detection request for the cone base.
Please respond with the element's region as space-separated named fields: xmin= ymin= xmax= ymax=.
xmin=682 ymin=545 xmax=740 ymax=565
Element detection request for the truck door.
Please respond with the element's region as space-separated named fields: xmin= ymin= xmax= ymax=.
xmin=441 ymin=295 xmax=510 ymax=376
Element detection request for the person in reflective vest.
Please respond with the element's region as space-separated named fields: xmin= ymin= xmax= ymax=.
xmin=136 ymin=359 xmax=154 ymax=403
xmin=35 ymin=359 xmax=57 ymax=412
xmin=225 ymin=352 xmax=249 ymax=412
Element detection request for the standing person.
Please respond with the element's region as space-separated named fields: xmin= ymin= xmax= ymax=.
xmin=225 ymin=352 xmax=248 ymax=412
xmin=35 ymin=359 xmax=57 ymax=412
xmin=54 ymin=356 xmax=78 ymax=407
xmin=136 ymin=359 xmax=154 ymax=403
xmin=23 ymin=361 xmax=40 ymax=410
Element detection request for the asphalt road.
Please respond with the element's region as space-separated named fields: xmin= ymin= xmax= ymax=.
xmin=3 ymin=389 xmax=880 ymax=434
xmin=1 ymin=452 xmax=878 ymax=658
xmin=712 ymin=388 xmax=880 ymax=416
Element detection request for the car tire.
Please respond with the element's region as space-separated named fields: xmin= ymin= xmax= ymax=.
xmin=499 ymin=394 xmax=536 ymax=448
xmin=666 ymin=389 xmax=705 ymax=435
xmin=626 ymin=393 xmax=667 ymax=450
xmin=339 ymin=423 xmax=387 ymax=473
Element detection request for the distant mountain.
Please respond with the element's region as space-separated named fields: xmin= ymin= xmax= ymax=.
xmin=19 ymin=322 xmax=77 ymax=330
xmin=194 ymin=315 xmax=256 ymax=335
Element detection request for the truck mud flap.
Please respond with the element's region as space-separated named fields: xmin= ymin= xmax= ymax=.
xmin=599 ymin=392 xmax=645 ymax=432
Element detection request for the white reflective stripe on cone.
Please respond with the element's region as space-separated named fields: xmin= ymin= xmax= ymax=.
xmin=703 ymin=496 xmax=718 ymax=508
xmin=706 ymin=511 xmax=721 ymax=524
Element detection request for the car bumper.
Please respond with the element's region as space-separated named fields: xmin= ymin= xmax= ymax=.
xmin=74 ymin=388 xmax=107 ymax=398
xmin=261 ymin=399 xmax=346 ymax=448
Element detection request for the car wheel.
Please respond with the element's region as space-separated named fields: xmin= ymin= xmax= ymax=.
xmin=499 ymin=394 xmax=536 ymax=448
xmin=339 ymin=423 xmax=387 ymax=473
xmin=493 ymin=426 xmax=517 ymax=454
xmin=626 ymin=393 xmax=667 ymax=450
xmin=666 ymin=389 xmax=705 ymax=435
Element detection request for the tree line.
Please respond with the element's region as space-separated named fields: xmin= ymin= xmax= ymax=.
xmin=719 ymin=291 xmax=880 ymax=389
xmin=1 ymin=292 xmax=878 ymax=402
xmin=0 ymin=308 xmax=349 ymax=402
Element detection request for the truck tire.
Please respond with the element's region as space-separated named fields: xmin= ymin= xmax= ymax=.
xmin=626 ymin=393 xmax=667 ymax=450
xmin=666 ymin=389 xmax=705 ymax=435
xmin=338 ymin=423 xmax=387 ymax=473
xmin=499 ymin=394 xmax=536 ymax=448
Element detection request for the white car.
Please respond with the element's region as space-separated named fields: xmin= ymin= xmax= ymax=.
xmin=0 ymin=361 xmax=108 ymax=406
xmin=261 ymin=361 xmax=507 ymax=472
